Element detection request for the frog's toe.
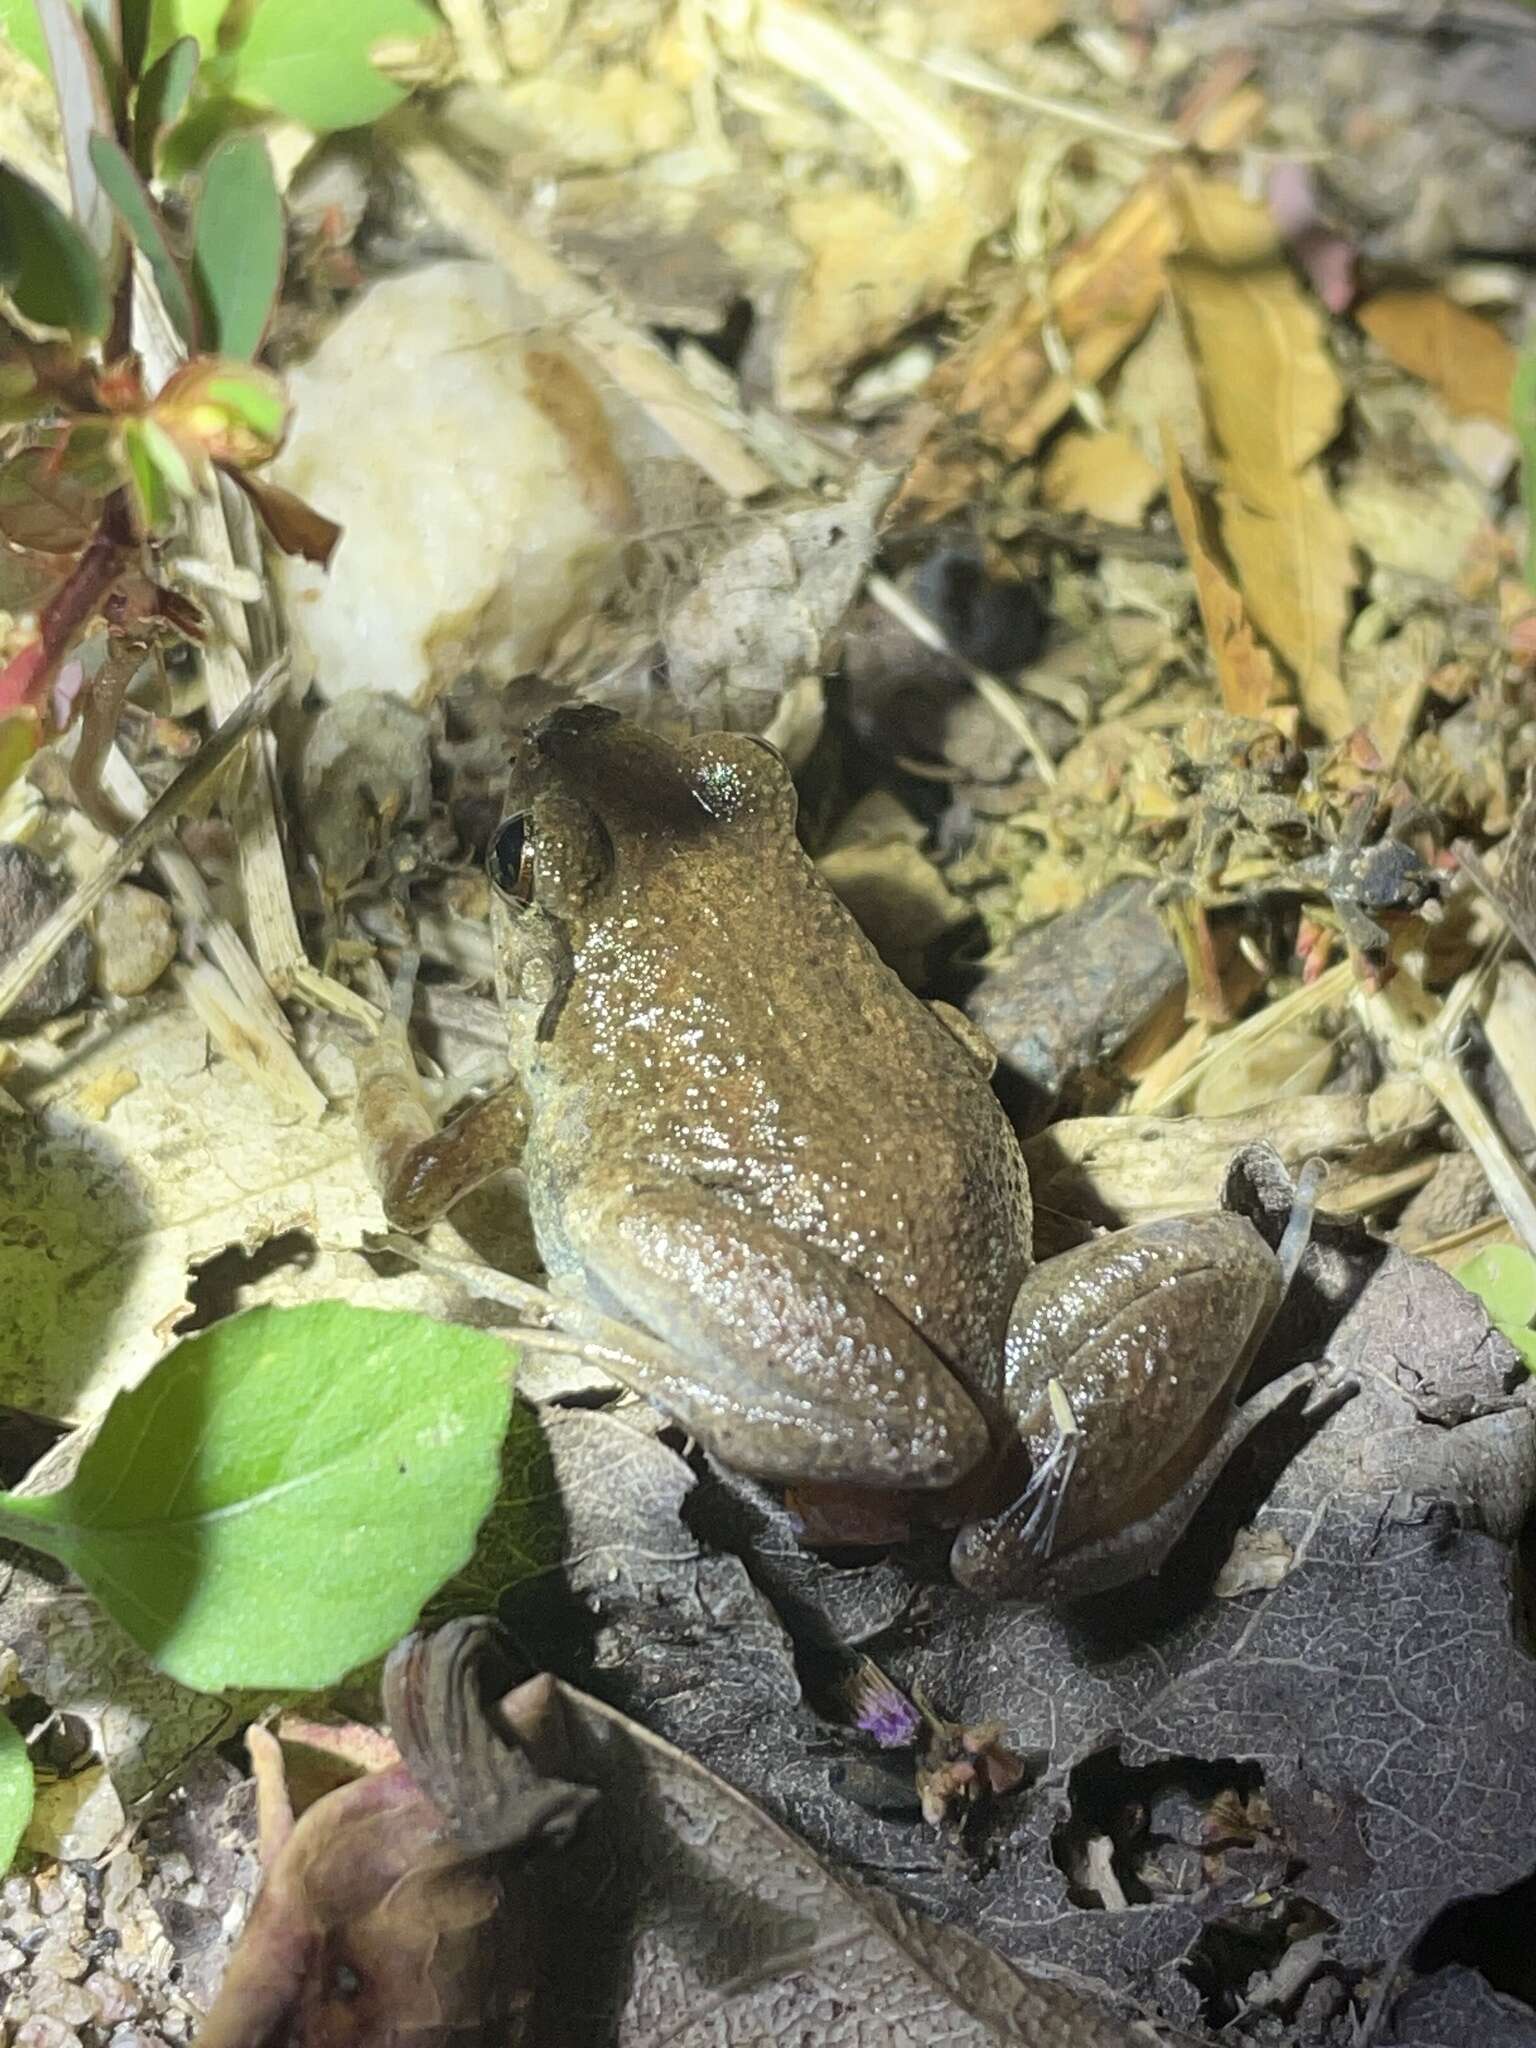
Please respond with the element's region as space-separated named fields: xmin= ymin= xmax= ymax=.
xmin=950 ymin=1426 xmax=1080 ymax=1597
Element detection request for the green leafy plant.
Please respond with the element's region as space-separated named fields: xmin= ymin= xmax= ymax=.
xmin=1 ymin=0 xmax=443 ymax=140
xmin=0 ymin=1300 xmax=521 ymax=1876
xmin=1514 ymin=344 xmax=1536 ymax=594
xmin=0 ymin=1712 xmax=32 ymax=1875
xmin=0 ymin=0 xmax=339 ymax=803
xmin=0 ymin=1303 xmax=519 ymax=1692
xmin=1456 ymin=1244 xmax=1536 ymax=1372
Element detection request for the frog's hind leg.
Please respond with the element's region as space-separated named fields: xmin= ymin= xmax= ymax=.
xmin=557 ymin=1189 xmax=992 ymax=1493
xmin=985 ymin=1361 xmax=1351 ymax=1603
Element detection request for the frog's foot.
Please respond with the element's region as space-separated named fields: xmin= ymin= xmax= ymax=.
xmin=979 ymin=1378 xmax=1084 ymax=1569
xmin=1275 ymin=1156 xmax=1327 ymax=1291
xmin=353 ymin=964 xmax=532 ymax=1236
xmin=952 ymin=1361 xmax=1354 ymax=1601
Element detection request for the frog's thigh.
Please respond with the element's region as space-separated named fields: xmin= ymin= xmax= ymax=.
xmin=1004 ymin=1214 xmax=1281 ymax=1543
xmin=566 ymin=1191 xmax=990 ymax=1490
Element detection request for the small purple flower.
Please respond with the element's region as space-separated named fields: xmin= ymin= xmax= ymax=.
xmin=847 ymin=1662 xmax=922 ymax=1749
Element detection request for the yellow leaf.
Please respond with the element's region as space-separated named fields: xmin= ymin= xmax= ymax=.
xmin=1356 ymin=289 xmax=1516 ymax=423
xmin=1160 ymin=427 xmax=1282 ymax=722
xmin=1168 ymin=171 xmax=1356 ymax=739
xmin=897 ymin=80 xmax=1265 ymax=514
xmin=1042 ymin=429 xmax=1160 ymax=524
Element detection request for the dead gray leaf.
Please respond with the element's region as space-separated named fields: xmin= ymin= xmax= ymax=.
xmin=505 ymin=1240 xmax=1536 ymax=2045
xmin=663 ymin=471 xmax=896 ymax=730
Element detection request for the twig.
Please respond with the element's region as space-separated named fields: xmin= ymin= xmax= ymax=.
xmin=1354 ymin=958 xmax=1536 ymax=1258
xmin=1136 ymin=961 xmax=1355 ymax=1114
xmin=134 ymin=258 xmax=365 ymax=1025
xmin=0 ymin=662 xmax=291 ymax=1031
xmin=721 ymin=0 xmax=975 ymax=208
xmin=94 ymin=745 xmax=326 ymax=1118
xmin=866 ymin=572 xmax=1059 ymax=784
xmin=920 ymin=47 xmax=1184 ymax=156
xmin=388 ymin=115 xmax=777 ymax=503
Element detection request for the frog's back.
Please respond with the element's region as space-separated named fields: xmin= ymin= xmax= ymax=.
xmin=531 ymin=816 xmax=1031 ymax=1406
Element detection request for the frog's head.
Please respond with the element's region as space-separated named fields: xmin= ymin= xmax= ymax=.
xmin=486 ymin=702 xmax=797 ymax=1043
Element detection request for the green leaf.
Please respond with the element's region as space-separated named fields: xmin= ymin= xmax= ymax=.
xmin=38 ymin=0 xmax=121 ymax=262
xmin=0 ymin=709 xmax=40 ymax=799
xmin=230 ymin=0 xmax=439 ymax=131
xmin=424 ymin=1397 xmax=563 ymax=1623
xmin=137 ymin=411 xmax=194 ymax=492
xmin=132 ymin=33 xmax=198 ymax=173
xmin=117 ymin=413 xmax=175 ymax=528
xmin=1514 ymin=346 xmax=1536 ymax=595
xmin=120 ymin=0 xmax=150 ymax=80
xmin=0 ymin=1303 xmax=518 ymax=1691
xmin=141 ymin=0 xmax=227 ymax=67
xmin=154 ymin=354 xmax=288 ymax=463
xmin=0 ymin=1712 xmax=32 ymax=1877
xmin=89 ymin=132 xmax=199 ymax=344
xmin=79 ymin=0 xmax=126 ymax=124
xmin=0 ymin=0 xmax=49 ymax=70
xmin=191 ymin=131 xmax=281 ymax=357
xmin=1456 ymin=1244 xmax=1536 ymax=1371
xmin=0 ymin=162 xmax=110 ymax=338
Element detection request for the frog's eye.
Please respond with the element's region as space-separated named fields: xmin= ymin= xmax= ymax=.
xmin=487 ymin=814 xmax=536 ymax=905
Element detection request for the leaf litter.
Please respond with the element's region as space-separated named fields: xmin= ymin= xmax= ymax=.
xmin=2 ymin=0 xmax=1536 ymax=2043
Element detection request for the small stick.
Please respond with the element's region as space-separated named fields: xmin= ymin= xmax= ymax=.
xmin=866 ymin=572 xmax=1059 ymax=784
xmin=0 ymin=660 xmax=290 ymax=1031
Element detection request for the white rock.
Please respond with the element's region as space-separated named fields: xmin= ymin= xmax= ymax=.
xmin=273 ymin=262 xmax=636 ymax=705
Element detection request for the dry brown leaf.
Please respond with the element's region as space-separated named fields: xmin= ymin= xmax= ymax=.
xmin=895 ymin=70 xmax=1264 ymax=512
xmin=1168 ymin=172 xmax=1356 ymax=738
xmin=779 ymin=172 xmax=1012 ymax=413
xmin=1041 ymin=428 xmax=1160 ymax=523
xmin=918 ymin=0 xmax=1064 ymax=47
xmin=1356 ymin=288 xmax=1517 ymax=423
xmin=1160 ymin=427 xmax=1283 ymax=721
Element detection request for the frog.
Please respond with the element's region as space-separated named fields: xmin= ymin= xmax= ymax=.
xmin=365 ymin=702 xmax=1332 ymax=1601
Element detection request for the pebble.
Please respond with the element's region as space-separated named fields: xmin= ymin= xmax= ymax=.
xmin=13 ymin=1975 xmax=94 ymax=2029
xmin=30 ymin=1937 xmax=86 ymax=1982
xmin=84 ymin=1973 xmax=140 ymax=2027
xmin=273 ymin=261 xmax=636 ymax=706
xmin=10 ymin=2018 xmax=82 ymax=2048
xmin=91 ymin=885 xmax=176 ymax=998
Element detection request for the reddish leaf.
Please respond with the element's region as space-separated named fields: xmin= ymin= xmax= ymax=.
xmin=0 ymin=448 xmax=109 ymax=552
xmin=228 ymin=469 xmax=341 ymax=566
xmin=0 ymin=545 xmax=75 ymax=613
xmin=0 ymin=641 xmax=48 ymax=717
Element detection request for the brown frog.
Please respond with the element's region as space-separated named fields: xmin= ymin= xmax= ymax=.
xmin=370 ymin=704 xmax=1327 ymax=1600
